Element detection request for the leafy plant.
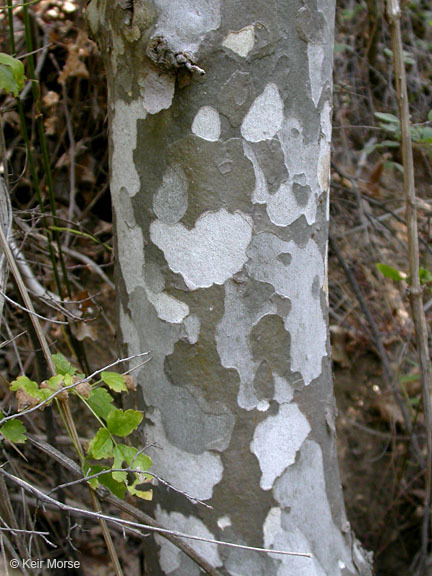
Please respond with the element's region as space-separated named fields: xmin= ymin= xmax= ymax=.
xmin=0 ymin=354 xmax=152 ymax=501
xmin=376 ymin=262 xmax=432 ymax=285
xmin=0 ymin=52 xmax=25 ymax=96
xmin=371 ymin=110 xmax=432 ymax=161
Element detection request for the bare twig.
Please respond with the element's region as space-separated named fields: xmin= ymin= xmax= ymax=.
xmin=0 ymin=467 xmax=313 ymax=561
xmin=386 ymin=0 xmax=432 ymax=567
xmin=27 ymin=434 xmax=223 ymax=576
xmin=0 ymin=289 xmax=68 ymax=325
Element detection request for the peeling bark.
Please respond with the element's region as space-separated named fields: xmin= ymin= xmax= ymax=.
xmin=88 ymin=1 xmax=373 ymax=574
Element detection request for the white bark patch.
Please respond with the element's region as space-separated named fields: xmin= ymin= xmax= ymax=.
xmin=273 ymin=374 xmax=294 ymax=404
xmin=318 ymin=101 xmax=332 ymax=201
xmin=192 ymin=106 xmax=221 ymax=141
xmin=217 ymin=515 xmax=232 ymax=530
xmin=273 ymin=440 xmax=354 ymax=575
xmin=153 ymin=0 xmax=221 ymax=54
xmin=154 ymin=506 xmax=222 ymax=574
xmin=245 ymin=114 xmax=328 ymax=226
xmin=142 ymin=259 xmax=190 ymax=324
xmin=258 ymin=116 xmax=322 ymax=226
xmin=138 ymin=69 xmax=175 ymax=114
xmin=307 ymin=44 xmax=325 ymax=107
xmin=146 ymin=410 xmax=223 ymax=501
xmin=243 ymin=141 xmax=269 ymax=204
xmin=241 ymin=84 xmax=284 ymax=142
xmin=150 ymin=209 xmax=252 ymax=290
xmin=182 ymin=313 xmax=201 ymax=344
xmin=222 ymin=25 xmax=255 ymax=57
xmin=112 ymin=100 xmax=147 ymax=198
xmin=247 ymin=233 xmax=327 ymax=385
xmin=146 ymin=291 xmax=189 ymax=324
xmin=153 ymin=165 xmax=188 ymax=224
xmin=115 ymin=195 xmax=145 ymax=294
xmin=251 ymin=403 xmax=310 ymax=489
xmin=119 ymin=304 xmax=141 ymax=364
xmin=216 ymin=280 xmax=276 ymax=410
xmin=257 ymin=400 xmax=270 ymax=412
xmin=264 ymin=519 xmax=326 ymax=576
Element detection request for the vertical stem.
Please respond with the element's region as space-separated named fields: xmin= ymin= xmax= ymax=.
xmin=0 ymin=207 xmax=123 ymax=576
xmin=386 ymin=0 xmax=432 ymax=563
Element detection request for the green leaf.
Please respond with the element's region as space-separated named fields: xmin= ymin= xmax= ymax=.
xmin=107 ymin=409 xmax=143 ymax=437
xmin=419 ymin=267 xmax=432 ymax=284
xmin=374 ymin=140 xmax=400 ymax=149
xmin=10 ymin=376 xmax=40 ymax=398
xmin=1 ymin=419 xmax=26 ymax=444
xmin=428 ymin=110 xmax=432 ymax=122
xmin=84 ymin=462 xmax=126 ymax=499
xmin=114 ymin=444 xmax=137 ymax=465
xmin=48 ymin=226 xmax=112 ymax=252
xmin=127 ymin=479 xmax=153 ymax=500
xmin=37 ymin=388 xmax=53 ymax=402
xmin=45 ymin=374 xmax=64 ymax=391
xmin=376 ymin=263 xmax=405 ymax=281
xmin=87 ymin=428 xmax=114 ymax=460
xmin=87 ymin=387 xmax=115 ymax=421
xmin=101 ymin=372 xmax=128 ymax=393
xmin=98 ymin=470 xmax=126 ymax=499
xmin=399 ymin=373 xmax=419 ymax=384
xmin=112 ymin=445 xmax=130 ymax=482
xmin=402 ymin=50 xmax=415 ymax=65
xmin=112 ymin=444 xmax=152 ymax=481
xmin=374 ymin=112 xmax=400 ymax=124
xmin=384 ymin=161 xmax=404 ymax=174
xmin=10 ymin=375 xmax=37 ymax=393
xmin=419 ymin=126 xmax=432 ymax=144
xmin=0 ymin=53 xmax=25 ymax=96
xmin=83 ymin=461 xmax=99 ymax=489
xmin=133 ymin=451 xmax=152 ymax=472
xmin=334 ymin=43 xmax=353 ymax=54
xmin=52 ymin=353 xmax=76 ymax=376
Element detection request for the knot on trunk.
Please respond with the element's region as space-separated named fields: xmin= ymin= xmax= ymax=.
xmin=146 ymin=36 xmax=205 ymax=75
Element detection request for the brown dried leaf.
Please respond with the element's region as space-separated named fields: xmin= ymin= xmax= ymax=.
xmin=75 ymin=379 xmax=91 ymax=398
xmin=16 ymin=388 xmax=40 ymax=412
xmin=58 ymin=32 xmax=90 ymax=84
xmin=70 ymin=320 xmax=98 ymax=342
xmin=43 ymin=90 xmax=60 ymax=107
xmin=124 ymin=374 xmax=136 ymax=392
xmin=41 ymin=380 xmax=68 ymax=401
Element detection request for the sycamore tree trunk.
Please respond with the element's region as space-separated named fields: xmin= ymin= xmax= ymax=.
xmin=87 ymin=1 xmax=372 ymax=575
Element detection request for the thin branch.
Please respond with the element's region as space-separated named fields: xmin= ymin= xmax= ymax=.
xmin=0 ymin=467 xmax=313 ymax=561
xmin=0 ymin=351 xmax=151 ymax=426
xmin=0 ymin=289 xmax=68 ymax=325
xmin=386 ymin=0 xmax=432 ymax=567
xmin=48 ymin=466 xmax=212 ymax=509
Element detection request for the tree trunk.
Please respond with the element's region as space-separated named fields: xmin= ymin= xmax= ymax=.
xmin=87 ymin=1 xmax=373 ymax=574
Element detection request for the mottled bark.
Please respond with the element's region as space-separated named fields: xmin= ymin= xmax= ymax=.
xmin=88 ymin=1 xmax=373 ymax=574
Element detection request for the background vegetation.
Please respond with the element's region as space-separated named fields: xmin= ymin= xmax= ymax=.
xmin=0 ymin=0 xmax=431 ymax=574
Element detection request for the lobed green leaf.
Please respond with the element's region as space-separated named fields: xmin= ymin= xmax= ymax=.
xmin=107 ymin=409 xmax=143 ymax=437
xmin=0 ymin=419 xmax=26 ymax=444
xmin=101 ymin=371 xmax=128 ymax=393
xmin=87 ymin=387 xmax=115 ymax=420
xmin=87 ymin=428 xmax=114 ymax=460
